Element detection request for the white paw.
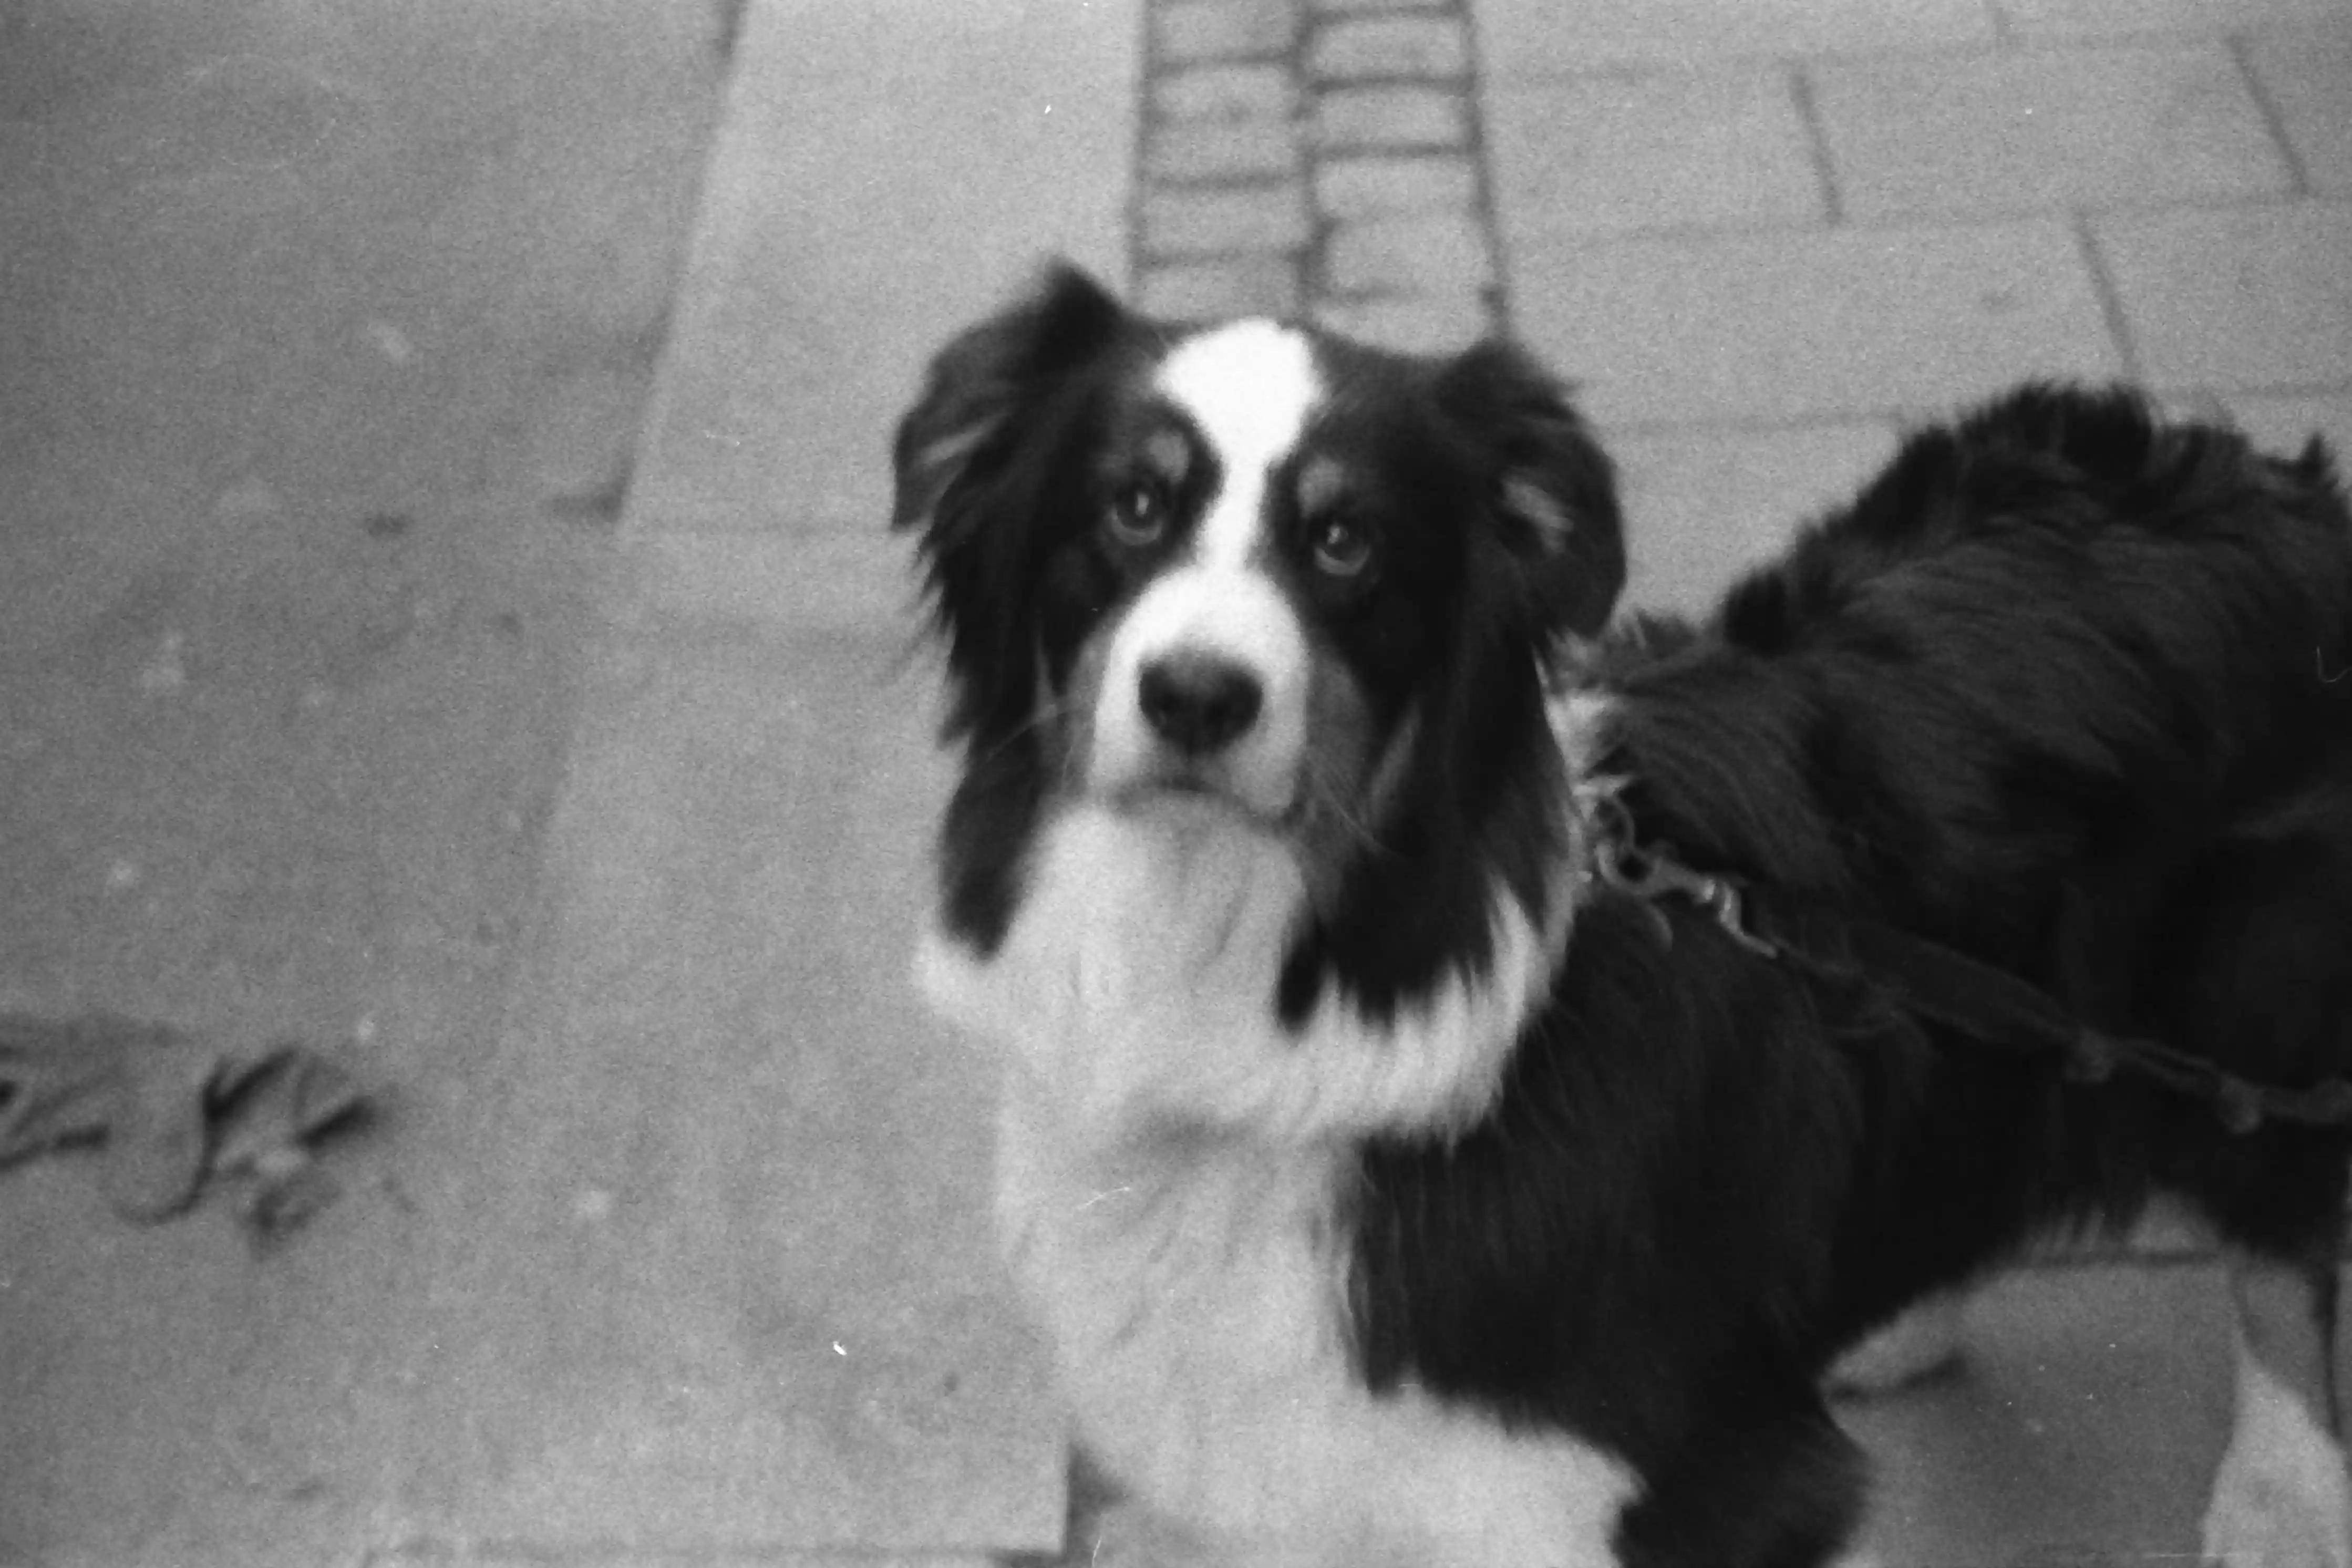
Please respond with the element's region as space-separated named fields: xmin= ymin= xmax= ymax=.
xmin=2200 ymin=1404 xmax=2352 ymax=1568
xmin=1827 ymin=1294 xmax=1967 ymax=1398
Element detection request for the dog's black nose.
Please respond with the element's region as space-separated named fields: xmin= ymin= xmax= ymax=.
xmin=1138 ymin=652 xmax=1263 ymax=755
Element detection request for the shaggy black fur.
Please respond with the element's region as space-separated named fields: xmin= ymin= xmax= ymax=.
xmin=1349 ymin=384 xmax=2352 ymax=1566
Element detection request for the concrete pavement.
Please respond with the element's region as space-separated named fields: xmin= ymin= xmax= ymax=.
xmin=5 ymin=0 xmax=1112 ymax=1562
xmin=1134 ymin=0 xmax=2351 ymax=610
xmin=1 ymin=2 xmax=731 ymax=1563
xmin=4 ymin=0 xmax=2349 ymax=1563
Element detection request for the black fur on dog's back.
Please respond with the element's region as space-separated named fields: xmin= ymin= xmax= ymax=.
xmin=1347 ymin=384 xmax=2352 ymax=1568
xmin=1635 ymin=384 xmax=2351 ymax=925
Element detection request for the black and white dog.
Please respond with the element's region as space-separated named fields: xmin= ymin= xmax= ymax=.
xmin=893 ymin=263 xmax=2352 ymax=1568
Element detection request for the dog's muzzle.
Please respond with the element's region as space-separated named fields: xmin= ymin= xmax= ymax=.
xmin=1138 ymin=650 xmax=1265 ymax=757
xmin=1087 ymin=569 xmax=1311 ymax=819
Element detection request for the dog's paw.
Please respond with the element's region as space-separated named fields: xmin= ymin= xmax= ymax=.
xmin=1825 ymin=1294 xmax=1967 ymax=1398
xmin=2200 ymin=1406 xmax=2352 ymax=1568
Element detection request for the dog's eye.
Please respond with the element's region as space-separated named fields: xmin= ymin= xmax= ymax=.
xmin=1309 ymin=515 xmax=1377 ymax=579
xmin=1104 ymin=480 xmax=1169 ymax=549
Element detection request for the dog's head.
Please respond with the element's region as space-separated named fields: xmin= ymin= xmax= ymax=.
xmin=894 ymin=264 xmax=1623 ymax=988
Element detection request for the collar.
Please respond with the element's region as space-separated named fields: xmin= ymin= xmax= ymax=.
xmin=1581 ymin=789 xmax=1777 ymax=956
xmin=1576 ymin=787 xmax=2352 ymax=1138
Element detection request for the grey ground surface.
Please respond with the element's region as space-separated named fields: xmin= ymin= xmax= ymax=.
xmin=4 ymin=0 xmax=2350 ymax=1562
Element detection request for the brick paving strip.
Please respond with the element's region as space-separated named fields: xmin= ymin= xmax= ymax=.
xmin=1133 ymin=0 xmax=1509 ymax=353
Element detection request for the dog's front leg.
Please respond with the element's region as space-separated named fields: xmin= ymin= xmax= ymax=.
xmin=2202 ymin=1246 xmax=2352 ymax=1568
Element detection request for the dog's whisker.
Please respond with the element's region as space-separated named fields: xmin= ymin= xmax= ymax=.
xmin=1306 ymin=776 xmax=1390 ymax=861
xmin=963 ymin=695 xmax=1074 ymax=775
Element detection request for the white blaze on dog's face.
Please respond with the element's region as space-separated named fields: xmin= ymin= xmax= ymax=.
xmin=1084 ymin=321 xmax=1324 ymax=820
xmin=894 ymin=264 xmax=1628 ymax=954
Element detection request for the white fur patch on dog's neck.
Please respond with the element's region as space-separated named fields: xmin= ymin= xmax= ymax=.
xmin=918 ymin=795 xmax=1575 ymax=1148
xmin=912 ymin=702 xmax=1638 ymax=1562
xmin=999 ymin=805 xmax=1300 ymax=1019
xmin=918 ymin=803 xmax=1308 ymax=1132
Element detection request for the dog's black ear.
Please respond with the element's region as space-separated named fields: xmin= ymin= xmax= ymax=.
xmin=1435 ymin=339 xmax=1626 ymax=640
xmin=892 ymin=262 xmax=1137 ymax=737
xmin=892 ymin=262 xmax=1130 ymax=540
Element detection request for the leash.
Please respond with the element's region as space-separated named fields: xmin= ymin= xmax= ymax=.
xmin=1586 ymin=797 xmax=2352 ymax=1136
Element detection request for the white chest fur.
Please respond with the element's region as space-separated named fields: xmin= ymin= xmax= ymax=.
xmin=921 ymin=807 xmax=1351 ymax=1503
xmin=917 ymin=804 xmax=1638 ymax=1565
xmin=995 ymin=1080 xmax=1358 ymax=1525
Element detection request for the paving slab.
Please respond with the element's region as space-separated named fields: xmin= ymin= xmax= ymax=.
xmin=1842 ymin=1260 xmax=2342 ymax=1566
xmin=380 ymin=618 xmax=1065 ymax=1557
xmin=0 ymin=0 xmax=715 ymax=657
xmin=1153 ymin=0 xmax=1299 ymax=63
xmin=1808 ymin=40 xmax=2293 ymax=221
xmin=2243 ymin=20 xmax=2352 ymax=196
xmin=1148 ymin=116 xmax=1302 ymax=183
xmin=2093 ymin=199 xmax=2352 ymax=391
xmin=3 ymin=0 xmax=1098 ymax=1559
xmin=1473 ymin=0 xmax=1997 ymax=74
xmin=1312 ymin=81 xmax=1474 ymax=149
xmin=0 ymin=511 xmax=610 ymax=1568
xmin=1137 ymin=253 xmax=1308 ymax=322
xmin=1312 ymin=12 xmax=1473 ymax=78
xmin=1996 ymin=0 xmax=2352 ymax=37
xmin=1486 ymin=66 xmax=1827 ymax=243
xmin=1511 ymin=219 xmax=2123 ymax=426
xmin=1313 ymin=293 xmax=1497 ymax=353
xmin=627 ymin=0 xmax=1138 ymax=540
xmin=1316 ymin=152 xmax=1481 ymax=218
xmin=1325 ymin=209 xmax=1496 ymax=294
xmin=2218 ymin=389 xmax=2352 ymax=456
xmin=1143 ymin=181 xmax=1315 ymax=256
xmin=1157 ymin=59 xmax=1299 ymax=121
xmin=579 ymin=0 xmax=1147 ymax=1549
xmin=1608 ymin=421 xmax=1901 ymax=613
xmin=0 ymin=2 xmax=720 ymax=1562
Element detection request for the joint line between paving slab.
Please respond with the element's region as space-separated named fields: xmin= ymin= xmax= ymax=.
xmin=1124 ymin=0 xmax=1157 ymax=300
xmin=2225 ymin=30 xmax=2315 ymax=201
xmin=1785 ymin=64 xmax=1848 ymax=229
xmin=1296 ymin=4 xmax=1337 ymax=331
xmin=1455 ymin=0 xmax=1512 ymax=338
xmin=2188 ymin=376 xmax=2352 ymax=400
xmin=2069 ymin=210 xmax=2149 ymax=387
xmin=1282 ymin=2 xmax=1317 ymax=323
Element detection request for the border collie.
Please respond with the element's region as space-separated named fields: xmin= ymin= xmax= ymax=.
xmin=892 ymin=263 xmax=2352 ymax=1568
